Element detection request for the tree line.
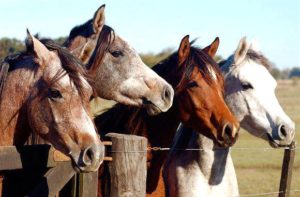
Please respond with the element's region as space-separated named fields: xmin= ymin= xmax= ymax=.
xmin=0 ymin=37 xmax=299 ymax=79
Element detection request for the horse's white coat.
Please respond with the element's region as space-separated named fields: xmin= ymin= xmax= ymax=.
xmin=164 ymin=38 xmax=295 ymax=197
xmin=165 ymin=128 xmax=238 ymax=197
xmin=223 ymin=39 xmax=295 ymax=146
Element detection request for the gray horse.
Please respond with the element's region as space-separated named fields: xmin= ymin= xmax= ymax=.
xmin=65 ymin=5 xmax=174 ymax=115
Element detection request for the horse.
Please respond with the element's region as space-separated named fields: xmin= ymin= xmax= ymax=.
xmin=95 ymin=35 xmax=239 ymax=196
xmin=64 ymin=4 xmax=174 ymax=115
xmin=0 ymin=31 xmax=105 ymax=195
xmin=163 ymin=37 xmax=295 ymax=197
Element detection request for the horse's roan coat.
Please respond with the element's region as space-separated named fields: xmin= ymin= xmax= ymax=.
xmin=163 ymin=37 xmax=295 ymax=197
xmin=0 ymin=31 xmax=105 ymax=195
xmin=95 ymin=36 xmax=239 ymax=196
xmin=0 ymin=4 xmax=173 ymax=196
xmin=64 ymin=4 xmax=174 ymax=115
xmin=0 ymin=31 xmax=104 ymax=170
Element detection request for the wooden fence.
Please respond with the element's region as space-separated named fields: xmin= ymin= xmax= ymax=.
xmin=0 ymin=134 xmax=296 ymax=197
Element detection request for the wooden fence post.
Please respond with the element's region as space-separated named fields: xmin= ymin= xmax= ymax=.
xmin=106 ymin=133 xmax=148 ymax=197
xmin=78 ymin=171 xmax=99 ymax=197
xmin=279 ymin=141 xmax=296 ymax=197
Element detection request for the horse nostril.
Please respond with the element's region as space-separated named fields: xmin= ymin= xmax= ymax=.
xmin=280 ymin=125 xmax=287 ymax=137
xmin=223 ymin=123 xmax=233 ymax=138
xmin=163 ymin=86 xmax=172 ymax=102
xmin=278 ymin=124 xmax=288 ymax=140
xmin=82 ymin=146 xmax=94 ymax=166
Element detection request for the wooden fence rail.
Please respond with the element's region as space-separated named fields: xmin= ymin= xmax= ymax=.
xmin=0 ymin=133 xmax=148 ymax=197
xmin=0 ymin=136 xmax=295 ymax=197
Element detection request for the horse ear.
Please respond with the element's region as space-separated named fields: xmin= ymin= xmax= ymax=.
xmin=202 ymin=37 xmax=219 ymax=58
xmin=93 ymin=4 xmax=105 ymax=33
xmin=234 ymin=37 xmax=250 ymax=65
xmin=178 ymin=35 xmax=190 ymax=65
xmin=26 ymin=29 xmax=50 ymax=65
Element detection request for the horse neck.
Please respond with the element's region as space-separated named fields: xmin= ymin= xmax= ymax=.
xmin=173 ymin=129 xmax=230 ymax=183
xmin=193 ymin=132 xmax=229 ymax=182
xmin=96 ymin=101 xmax=181 ymax=148
xmin=0 ymin=58 xmax=38 ymax=145
xmin=146 ymin=106 xmax=180 ymax=137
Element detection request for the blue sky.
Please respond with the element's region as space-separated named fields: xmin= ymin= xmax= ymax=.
xmin=0 ymin=0 xmax=299 ymax=69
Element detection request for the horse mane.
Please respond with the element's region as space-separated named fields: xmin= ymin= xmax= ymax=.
xmin=0 ymin=58 xmax=12 ymax=104
xmin=153 ymin=44 xmax=223 ymax=93
xmin=246 ymin=49 xmax=273 ymax=70
xmin=66 ymin=18 xmax=115 ymax=72
xmin=219 ymin=49 xmax=273 ymax=71
xmin=0 ymin=53 xmax=25 ymax=105
xmin=0 ymin=38 xmax=91 ymax=101
xmin=96 ymin=42 xmax=223 ymax=135
xmin=67 ymin=19 xmax=95 ymax=41
xmin=41 ymin=39 xmax=92 ymax=97
xmin=87 ymin=25 xmax=115 ymax=71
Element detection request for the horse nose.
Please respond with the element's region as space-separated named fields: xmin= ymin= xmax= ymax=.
xmin=79 ymin=143 xmax=104 ymax=172
xmin=222 ymin=123 xmax=239 ymax=146
xmin=278 ymin=124 xmax=287 ymax=140
xmin=162 ymin=85 xmax=174 ymax=105
xmin=82 ymin=146 xmax=95 ymax=166
xmin=277 ymin=124 xmax=295 ymax=143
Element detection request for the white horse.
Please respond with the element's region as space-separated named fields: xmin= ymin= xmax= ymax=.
xmin=163 ymin=37 xmax=295 ymax=197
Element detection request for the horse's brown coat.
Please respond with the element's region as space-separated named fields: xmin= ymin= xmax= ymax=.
xmin=96 ymin=36 xmax=239 ymax=196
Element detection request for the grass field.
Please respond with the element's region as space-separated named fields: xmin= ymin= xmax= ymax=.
xmin=231 ymin=79 xmax=300 ymax=197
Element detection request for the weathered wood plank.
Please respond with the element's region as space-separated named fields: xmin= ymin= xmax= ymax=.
xmin=0 ymin=145 xmax=70 ymax=170
xmin=78 ymin=171 xmax=98 ymax=197
xmin=279 ymin=141 xmax=296 ymax=197
xmin=28 ymin=161 xmax=76 ymax=197
xmin=106 ymin=133 xmax=148 ymax=197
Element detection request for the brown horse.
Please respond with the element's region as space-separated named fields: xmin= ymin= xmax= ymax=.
xmin=0 ymin=31 xmax=104 ymax=195
xmin=64 ymin=5 xmax=174 ymax=115
xmin=95 ymin=36 xmax=239 ymax=196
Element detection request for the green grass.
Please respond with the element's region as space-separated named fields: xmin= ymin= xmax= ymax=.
xmin=231 ymin=80 xmax=300 ymax=197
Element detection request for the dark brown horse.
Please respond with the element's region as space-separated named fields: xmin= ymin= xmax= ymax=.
xmin=95 ymin=36 xmax=239 ymax=196
xmin=64 ymin=5 xmax=174 ymax=115
xmin=0 ymin=31 xmax=104 ymax=195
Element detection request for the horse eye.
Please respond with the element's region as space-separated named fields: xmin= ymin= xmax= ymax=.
xmin=241 ymin=82 xmax=253 ymax=90
xmin=48 ymin=88 xmax=62 ymax=100
xmin=110 ymin=50 xmax=123 ymax=58
xmin=187 ymin=81 xmax=198 ymax=88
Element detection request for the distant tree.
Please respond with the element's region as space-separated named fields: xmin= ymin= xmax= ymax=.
xmin=281 ymin=68 xmax=291 ymax=79
xmin=0 ymin=38 xmax=25 ymax=59
xmin=140 ymin=48 xmax=173 ymax=67
xmin=289 ymin=67 xmax=300 ymax=78
xmin=54 ymin=37 xmax=67 ymax=45
xmin=214 ymin=55 xmax=223 ymax=63
xmin=270 ymin=67 xmax=281 ymax=79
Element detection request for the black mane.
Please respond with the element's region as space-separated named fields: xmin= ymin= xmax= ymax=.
xmin=65 ymin=19 xmax=115 ymax=72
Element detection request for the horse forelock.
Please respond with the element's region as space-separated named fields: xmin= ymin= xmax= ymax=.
xmin=87 ymin=25 xmax=115 ymax=71
xmin=176 ymin=46 xmax=224 ymax=93
xmin=40 ymin=39 xmax=93 ymax=99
